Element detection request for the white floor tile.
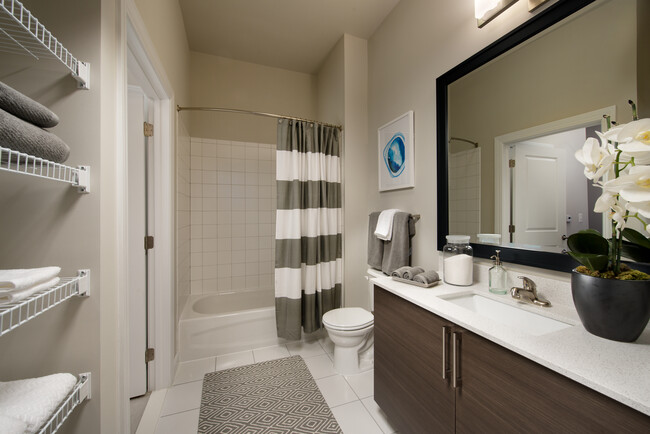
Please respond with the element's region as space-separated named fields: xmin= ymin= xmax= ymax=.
xmin=252 ymin=345 xmax=290 ymax=362
xmin=319 ymin=336 xmax=335 ymax=355
xmin=173 ymin=357 xmax=216 ymax=385
xmin=160 ymin=381 xmax=203 ymax=416
xmin=315 ymin=375 xmax=358 ymax=408
xmin=331 ymin=400 xmax=383 ymax=434
xmin=286 ymin=340 xmax=326 ymax=358
xmin=361 ymin=397 xmax=398 ymax=434
xmin=303 ymin=354 xmax=337 ymax=379
xmin=345 ymin=369 xmax=374 ymax=399
xmin=154 ymin=409 xmax=199 ymax=434
xmin=216 ymin=350 xmax=255 ymax=371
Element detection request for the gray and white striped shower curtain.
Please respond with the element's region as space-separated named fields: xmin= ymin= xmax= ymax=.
xmin=274 ymin=119 xmax=342 ymax=340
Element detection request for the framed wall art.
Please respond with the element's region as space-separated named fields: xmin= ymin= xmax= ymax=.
xmin=378 ymin=111 xmax=414 ymax=191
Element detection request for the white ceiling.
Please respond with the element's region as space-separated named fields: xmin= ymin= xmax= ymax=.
xmin=178 ymin=0 xmax=401 ymax=74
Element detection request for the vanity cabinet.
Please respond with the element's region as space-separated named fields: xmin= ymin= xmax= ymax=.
xmin=374 ymin=286 xmax=650 ymax=433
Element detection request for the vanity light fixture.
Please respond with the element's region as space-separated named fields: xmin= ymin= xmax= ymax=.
xmin=475 ymin=0 xmax=518 ymax=28
xmin=528 ymin=0 xmax=551 ymax=12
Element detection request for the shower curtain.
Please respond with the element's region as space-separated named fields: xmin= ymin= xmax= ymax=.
xmin=275 ymin=119 xmax=342 ymax=340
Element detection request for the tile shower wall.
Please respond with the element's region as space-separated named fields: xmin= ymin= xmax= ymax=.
xmin=176 ymin=122 xmax=191 ymax=354
xmin=190 ymin=137 xmax=276 ymax=295
xmin=448 ymin=148 xmax=481 ymax=238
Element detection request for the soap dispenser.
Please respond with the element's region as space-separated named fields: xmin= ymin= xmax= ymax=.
xmin=489 ymin=250 xmax=507 ymax=295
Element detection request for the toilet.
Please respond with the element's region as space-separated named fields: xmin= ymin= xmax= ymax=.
xmin=322 ymin=269 xmax=382 ymax=375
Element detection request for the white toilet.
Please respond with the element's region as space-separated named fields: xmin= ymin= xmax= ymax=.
xmin=322 ymin=269 xmax=381 ymax=375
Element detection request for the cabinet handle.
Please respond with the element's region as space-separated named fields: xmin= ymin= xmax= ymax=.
xmin=442 ymin=326 xmax=450 ymax=380
xmin=452 ymin=332 xmax=462 ymax=389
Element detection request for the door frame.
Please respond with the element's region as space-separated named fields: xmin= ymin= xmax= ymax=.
xmin=124 ymin=0 xmax=175 ymax=403
xmin=494 ymin=106 xmax=616 ymax=241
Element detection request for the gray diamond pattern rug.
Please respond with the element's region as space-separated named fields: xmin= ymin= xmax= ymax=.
xmin=198 ymin=355 xmax=342 ymax=433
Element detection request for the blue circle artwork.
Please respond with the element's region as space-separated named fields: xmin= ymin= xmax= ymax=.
xmin=383 ymin=133 xmax=406 ymax=177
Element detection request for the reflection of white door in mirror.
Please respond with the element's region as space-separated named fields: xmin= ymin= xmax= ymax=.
xmin=510 ymin=142 xmax=566 ymax=248
xmin=493 ymin=107 xmax=615 ymax=252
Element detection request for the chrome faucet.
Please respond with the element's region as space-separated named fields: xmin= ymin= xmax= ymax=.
xmin=510 ymin=276 xmax=551 ymax=307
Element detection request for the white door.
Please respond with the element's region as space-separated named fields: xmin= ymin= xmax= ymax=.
xmin=512 ymin=142 xmax=566 ymax=248
xmin=128 ymin=87 xmax=153 ymax=398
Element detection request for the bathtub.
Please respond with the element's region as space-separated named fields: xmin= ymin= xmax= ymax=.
xmin=178 ymin=290 xmax=287 ymax=362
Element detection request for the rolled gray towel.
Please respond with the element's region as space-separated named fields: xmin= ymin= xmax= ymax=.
xmin=0 ymin=108 xmax=70 ymax=163
xmin=413 ymin=270 xmax=441 ymax=285
xmin=391 ymin=266 xmax=425 ymax=280
xmin=403 ymin=266 xmax=425 ymax=280
xmin=391 ymin=266 xmax=411 ymax=279
xmin=0 ymin=81 xmax=59 ymax=128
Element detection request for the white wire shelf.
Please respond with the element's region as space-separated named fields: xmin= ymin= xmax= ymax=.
xmin=0 ymin=269 xmax=90 ymax=337
xmin=0 ymin=0 xmax=90 ymax=89
xmin=0 ymin=146 xmax=90 ymax=193
xmin=37 ymin=372 xmax=91 ymax=434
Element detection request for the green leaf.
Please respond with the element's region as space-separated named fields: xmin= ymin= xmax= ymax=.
xmin=567 ymin=232 xmax=609 ymax=255
xmin=621 ymin=241 xmax=650 ymax=263
xmin=622 ymin=228 xmax=650 ymax=249
xmin=567 ymin=252 xmax=609 ymax=272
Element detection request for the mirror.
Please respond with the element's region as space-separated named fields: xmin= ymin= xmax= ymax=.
xmin=436 ymin=0 xmax=649 ymax=272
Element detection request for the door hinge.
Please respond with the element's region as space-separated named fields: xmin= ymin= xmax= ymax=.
xmin=144 ymin=122 xmax=154 ymax=137
xmin=509 ymin=224 xmax=516 ymax=233
xmin=144 ymin=235 xmax=154 ymax=250
xmin=509 ymin=159 xmax=516 ymax=168
xmin=145 ymin=348 xmax=155 ymax=363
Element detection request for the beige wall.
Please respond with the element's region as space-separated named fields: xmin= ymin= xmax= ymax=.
xmin=134 ymin=0 xmax=191 ymax=106
xmin=639 ymin=0 xmax=650 ymax=118
xmin=449 ymin=0 xmax=637 ymax=234
xmin=315 ymin=35 xmax=369 ymax=309
xmin=187 ymin=53 xmax=318 ymax=143
xmin=367 ymin=0 xmax=577 ymax=272
xmin=449 ymin=0 xmax=637 ymax=233
xmin=342 ymin=35 xmax=369 ymax=308
xmin=0 ymin=0 xmax=105 ymax=432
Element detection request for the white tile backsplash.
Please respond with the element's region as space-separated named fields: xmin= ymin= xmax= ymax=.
xmin=190 ymin=136 xmax=276 ymax=296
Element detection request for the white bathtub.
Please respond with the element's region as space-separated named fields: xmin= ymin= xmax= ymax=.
xmin=178 ymin=290 xmax=287 ymax=362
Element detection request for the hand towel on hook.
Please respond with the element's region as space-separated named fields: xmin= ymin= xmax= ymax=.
xmin=374 ymin=209 xmax=401 ymax=241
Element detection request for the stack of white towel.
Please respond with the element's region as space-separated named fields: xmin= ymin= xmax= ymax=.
xmin=0 ymin=373 xmax=77 ymax=434
xmin=0 ymin=267 xmax=61 ymax=304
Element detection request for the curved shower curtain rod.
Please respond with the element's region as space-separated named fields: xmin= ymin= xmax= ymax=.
xmin=449 ymin=136 xmax=479 ymax=148
xmin=176 ymin=105 xmax=342 ymax=130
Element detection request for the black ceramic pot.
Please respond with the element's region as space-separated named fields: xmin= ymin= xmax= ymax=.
xmin=571 ymin=270 xmax=650 ymax=342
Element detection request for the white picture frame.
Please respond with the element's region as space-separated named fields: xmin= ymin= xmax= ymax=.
xmin=378 ymin=111 xmax=415 ymax=191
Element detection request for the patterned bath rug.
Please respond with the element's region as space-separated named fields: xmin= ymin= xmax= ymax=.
xmin=198 ymin=355 xmax=342 ymax=433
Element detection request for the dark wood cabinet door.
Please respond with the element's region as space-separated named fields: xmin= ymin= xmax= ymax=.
xmin=456 ymin=329 xmax=650 ymax=433
xmin=374 ymin=286 xmax=455 ymax=434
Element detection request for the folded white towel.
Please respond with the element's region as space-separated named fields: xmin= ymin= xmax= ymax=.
xmin=0 ymin=373 xmax=77 ymax=434
xmin=0 ymin=414 xmax=27 ymax=434
xmin=0 ymin=267 xmax=60 ymax=291
xmin=0 ymin=277 xmax=60 ymax=304
xmin=374 ymin=209 xmax=401 ymax=241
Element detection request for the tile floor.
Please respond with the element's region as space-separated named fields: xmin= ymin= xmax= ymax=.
xmin=150 ymin=337 xmax=397 ymax=434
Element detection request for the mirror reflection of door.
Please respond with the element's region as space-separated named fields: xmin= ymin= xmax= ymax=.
xmin=504 ymin=127 xmax=603 ymax=250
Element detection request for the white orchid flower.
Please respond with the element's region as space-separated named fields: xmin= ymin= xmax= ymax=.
xmin=604 ymin=165 xmax=650 ymax=203
xmin=575 ymin=137 xmax=615 ymax=180
xmin=616 ymin=118 xmax=650 ymax=153
xmin=625 ymin=201 xmax=650 ymax=220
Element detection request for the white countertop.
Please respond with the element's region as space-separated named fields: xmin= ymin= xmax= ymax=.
xmin=371 ymin=273 xmax=650 ymax=416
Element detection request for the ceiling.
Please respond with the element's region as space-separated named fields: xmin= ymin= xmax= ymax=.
xmin=178 ymin=0 xmax=401 ymax=74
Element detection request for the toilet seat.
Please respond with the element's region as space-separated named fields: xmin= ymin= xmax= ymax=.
xmin=323 ymin=307 xmax=374 ymax=331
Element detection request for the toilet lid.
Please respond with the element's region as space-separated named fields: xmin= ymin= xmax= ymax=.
xmin=323 ymin=308 xmax=374 ymax=331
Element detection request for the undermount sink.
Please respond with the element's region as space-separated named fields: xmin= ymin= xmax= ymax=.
xmin=441 ymin=293 xmax=572 ymax=336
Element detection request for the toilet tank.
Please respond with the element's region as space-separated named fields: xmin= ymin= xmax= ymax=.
xmin=366 ymin=268 xmax=384 ymax=312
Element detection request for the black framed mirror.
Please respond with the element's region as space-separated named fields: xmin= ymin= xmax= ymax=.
xmin=436 ymin=0 xmax=615 ymax=273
